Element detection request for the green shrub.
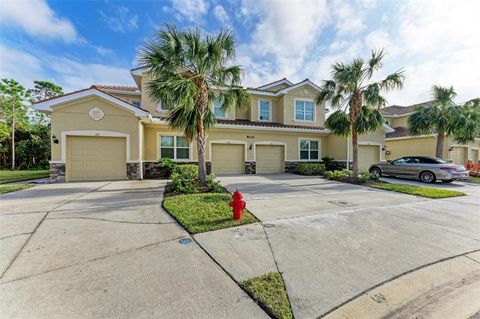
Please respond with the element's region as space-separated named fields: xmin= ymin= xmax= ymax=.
xmin=169 ymin=165 xmax=200 ymax=194
xmin=296 ymin=163 xmax=326 ymax=176
xmin=357 ymin=171 xmax=380 ymax=184
xmin=205 ymin=175 xmax=225 ymax=193
xmin=325 ymin=169 xmax=352 ymax=180
xmin=168 ymin=164 xmax=224 ymax=194
xmin=156 ymin=158 xmax=176 ymax=177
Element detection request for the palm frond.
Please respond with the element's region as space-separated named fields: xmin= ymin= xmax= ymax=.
xmin=365 ymin=49 xmax=385 ymax=79
xmin=356 ymin=106 xmax=384 ymax=134
xmin=379 ymin=70 xmax=405 ymax=91
xmin=325 ymin=110 xmax=351 ymax=136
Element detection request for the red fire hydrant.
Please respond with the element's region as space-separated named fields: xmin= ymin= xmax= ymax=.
xmin=229 ymin=189 xmax=246 ymax=220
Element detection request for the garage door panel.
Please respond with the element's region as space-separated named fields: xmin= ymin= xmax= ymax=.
xmin=359 ymin=145 xmax=380 ymax=172
xmin=211 ymin=144 xmax=244 ymax=174
xmin=256 ymin=145 xmax=285 ymax=174
xmin=67 ymin=136 xmax=126 ymax=182
xmin=451 ymin=147 xmax=466 ymax=165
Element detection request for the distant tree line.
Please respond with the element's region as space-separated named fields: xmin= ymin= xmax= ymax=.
xmin=0 ymin=79 xmax=63 ymax=170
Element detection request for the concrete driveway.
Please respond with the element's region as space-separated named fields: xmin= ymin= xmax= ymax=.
xmin=212 ymin=174 xmax=480 ymax=318
xmin=0 ymin=181 xmax=268 ymax=319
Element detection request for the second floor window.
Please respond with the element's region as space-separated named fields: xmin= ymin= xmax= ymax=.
xmin=295 ymin=100 xmax=314 ymax=121
xmin=157 ymin=100 xmax=171 ymax=111
xmin=259 ymin=100 xmax=271 ymax=121
xmin=160 ymin=136 xmax=189 ymax=160
xmin=214 ymin=97 xmax=225 ymax=118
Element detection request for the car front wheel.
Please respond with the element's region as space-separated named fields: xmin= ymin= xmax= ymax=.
xmin=420 ymin=171 xmax=436 ymax=183
xmin=370 ymin=166 xmax=382 ymax=176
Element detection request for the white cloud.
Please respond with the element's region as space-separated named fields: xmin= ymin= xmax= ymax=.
xmin=330 ymin=0 xmax=365 ymax=35
xmin=214 ymin=5 xmax=230 ymax=25
xmin=238 ymin=0 xmax=329 ymax=85
xmin=98 ymin=6 xmax=138 ymax=32
xmin=0 ymin=45 xmax=134 ymax=93
xmin=170 ymin=0 xmax=208 ymax=23
xmin=0 ymin=0 xmax=78 ymax=42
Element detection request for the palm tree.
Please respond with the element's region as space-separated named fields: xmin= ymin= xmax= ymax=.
xmin=140 ymin=25 xmax=250 ymax=183
xmin=315 ymin=49 xmax=404 ymax=177
xmin=408 ymin=86 xmax=480 ymax=158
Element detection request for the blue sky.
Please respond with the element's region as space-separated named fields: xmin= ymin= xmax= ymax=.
xmin=1 ymin=0 xmax=479 ymax=105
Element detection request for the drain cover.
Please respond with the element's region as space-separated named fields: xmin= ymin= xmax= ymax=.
xmin=263 ymin=223 xmax=275 ymax=228
xmin=178 ymin=238 xmax=192 ymax=245
xmin=329 ymin=200 xmax=357 ymax=207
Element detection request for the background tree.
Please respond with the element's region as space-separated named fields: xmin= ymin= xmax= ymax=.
xmin=315 ymin=50 xmax=404 ymax=177
xmin=28 ymin=81 xmax=63 ymax=125
xmin=140 ymin=25 xmax=250 ymax=183
xmin=0 ymin=79 xmax=63 ymax=169
xmin=408 ymin=86 xmax=480 ymax=158
xmin=0 ymin=79 xmax=30 ymax=169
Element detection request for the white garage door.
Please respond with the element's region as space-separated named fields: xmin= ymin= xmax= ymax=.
xmin=358 ymin=145 xmax=380 ymax=172
xmin=67 ymin=136 xmax=126 ymax=182
xmin=211 ymin=144 xmax=245 ymax=174
xmin=256 ymin=145 xmax=285 ymax=174
xmin=451 ymin=147 xmax=467 ymax=165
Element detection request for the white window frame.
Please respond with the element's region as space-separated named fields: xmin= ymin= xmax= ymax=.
xmin=258 ymin=100 xmax=272 ymax=122
xmin=157 ymin=133 xmax=191 ymax=161
xmin=156 ymin=100 xmax=170 ymax=112
xmin=213 ymin=97 xmax=227 ymax=119
xmin=298 ymin=138 xmax=321 ymax=161
xmin=294 ymin=98 xmax=316 ymax=122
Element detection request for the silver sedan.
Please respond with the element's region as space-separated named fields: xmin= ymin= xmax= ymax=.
xmin=369 ymin=156 xmax=469 ymax=183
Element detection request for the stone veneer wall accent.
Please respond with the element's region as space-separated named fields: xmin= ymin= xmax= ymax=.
xmin=127 ymin=162 xmax=142 ymax=180
xmin=49 ymin=163 xmax=66 ymax=183
xmin=245 ymin=161 xmax=256 ymax=174
xmin=143 ymin=161 xmax=211 ymax=179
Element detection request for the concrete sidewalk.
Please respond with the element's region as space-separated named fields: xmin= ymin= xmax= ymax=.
xmin=213 ymin=174 xmax=480 ymax=318
xmin=0 ymin=180 xmax=268 ymax=319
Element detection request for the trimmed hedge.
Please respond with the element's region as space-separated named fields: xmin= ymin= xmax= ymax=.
xmin=296 ymin=163 xmax=326 ymax=176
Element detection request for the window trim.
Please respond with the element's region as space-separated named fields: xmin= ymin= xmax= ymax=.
xmin=294 ymin=98 xmax=316 ymax=122
xmin=258 ymin=100 xmax=272 ymax=122
xmin=157 ymin=133 xmax=191 ymax=161
xmin=213 ymin=97 xmax=228 ymax=119
xmin=156 ymin=100 xmax=170 ymax=112
xmin=298 ymin=138 xmax=321 ymax=161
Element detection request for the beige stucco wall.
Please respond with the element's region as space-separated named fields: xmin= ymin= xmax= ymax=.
xmin=143 ymin=124 xmax=329 ymax=162
xmin=50 ymin=96 xmax=140 ymax=161
xmin=386 ymin=116 xmax=408 ymax=128
xmin=386 ymin=136 xmax=480 ymax=161
xmin=326 ymin=127 xmax=387 ymax=161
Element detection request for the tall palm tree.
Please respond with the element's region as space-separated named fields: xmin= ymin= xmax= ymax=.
xmin=140 ymin=25 xmax=250 ymax=183
xmin=408 ymin=86 xmax=480 ymax=158
xmin=315 ymin=49 xmax=404 ymax=177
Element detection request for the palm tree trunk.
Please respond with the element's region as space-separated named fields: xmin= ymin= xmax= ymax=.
xmin=436 ymin=130 xmax=445 ymax=159
xmin=351 ymin=129 xmax=359 ymax=177
xmin=196 ymin=82 xmax=208 ymax=184
xmin=350 ymin=94 xmax=361 ymax=177
xmin=11 ymin=111 xmax=15 ymax=170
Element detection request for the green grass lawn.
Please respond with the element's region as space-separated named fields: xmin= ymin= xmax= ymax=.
xmin=468 ymin=176 xmax=480 ymax=184
xmin=371 ymin=183 xmax=465 ymax=198
xmin=0 ymin=170 xmax=49 ymax=184
xmin=0 ymin=184 xmax=34 ymax=194
xmin=240 ymin=272 xmax=293 ymax=319
xmin=162 ymin=193 xmax=257 ymax=234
